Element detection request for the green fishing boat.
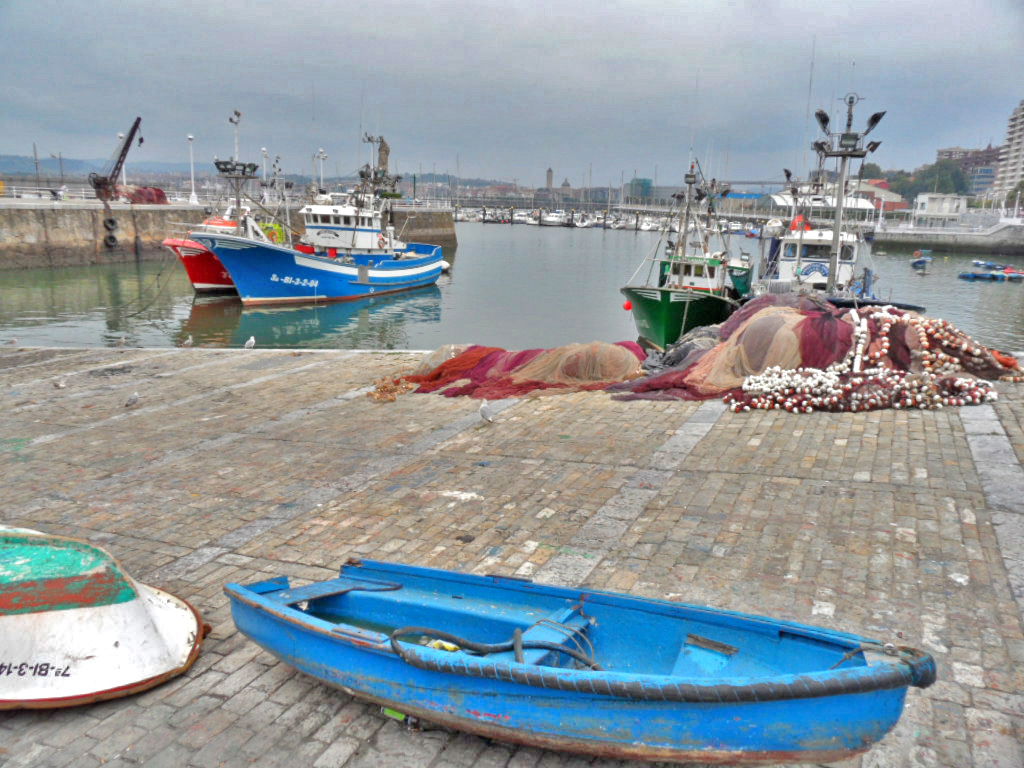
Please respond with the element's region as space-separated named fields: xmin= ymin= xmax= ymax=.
xmin=621 ymin=164 xmax=749 ymax=350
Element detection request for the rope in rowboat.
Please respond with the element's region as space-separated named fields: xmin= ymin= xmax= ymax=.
xmin=390 ymin=627 xmax=936 ymax=703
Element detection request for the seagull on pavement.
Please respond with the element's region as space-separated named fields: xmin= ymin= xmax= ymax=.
xmin=244 ymin=336 xmax=256 ymax=349
xmin=479 ymin=399 xmax=495 ymax=423
xmin=124 ymin=391 xmax=140 ymax=408
xmin=53 ymin=377 xmax=67 ymax=389
xmin=181 ymin=334 xmax=193 ymax=347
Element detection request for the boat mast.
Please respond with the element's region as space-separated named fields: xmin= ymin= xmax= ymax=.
xmin=677 ymin=164 xmax=696 ymax=258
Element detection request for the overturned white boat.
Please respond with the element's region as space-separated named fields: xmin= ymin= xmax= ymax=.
xmin=0 ymin=527 xmax=208 ymax=709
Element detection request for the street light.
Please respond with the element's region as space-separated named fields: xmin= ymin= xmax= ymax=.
xmin=49 ymin=152 xmax=64 ymax=186
xmin=228 ymin=111 xmax=241 ymax=160
xmin=261 ymin=147 xmax=268 ymax=183
xmin=187 ymin=135 xmax=198 ymax=205
xmin=117 ymin=133 xmax=127 ymax=185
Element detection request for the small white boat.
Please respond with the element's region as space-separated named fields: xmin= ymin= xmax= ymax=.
xmin=0 ymin=527 xmax=208 ymax=709
xmin=540 ymin=209 xmax=569 ymax=226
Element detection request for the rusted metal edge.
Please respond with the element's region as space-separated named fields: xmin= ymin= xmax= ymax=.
xmin=0 ymin=592 xmax=209 ymax=710
xmin=320 ymin=679 xmax=872 ymax=766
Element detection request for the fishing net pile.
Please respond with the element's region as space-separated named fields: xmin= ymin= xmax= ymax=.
xmin=377 ymin=341 xmax=646 ymax=400
xmin=613 ymin=294 xmax=1022 ymax=413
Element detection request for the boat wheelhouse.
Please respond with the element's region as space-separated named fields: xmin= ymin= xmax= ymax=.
xmin=769 ymin=226 xmax=863 ymax=293
xmin=299 ymin=191 xmax=397 ymax=253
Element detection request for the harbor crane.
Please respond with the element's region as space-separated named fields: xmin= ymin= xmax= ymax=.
xmin=88 ymin=117 xmax=142 ymax=202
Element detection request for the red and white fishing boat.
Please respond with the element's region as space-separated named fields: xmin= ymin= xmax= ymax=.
xmin=164 ymin=206 xmax=279 ymax=292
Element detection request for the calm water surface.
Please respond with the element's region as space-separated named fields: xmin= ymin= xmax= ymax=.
xmin=1 ymin=224 xmax=1023 ymax=351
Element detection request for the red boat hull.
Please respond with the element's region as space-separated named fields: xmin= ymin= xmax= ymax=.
xmin=163 ymin=238 xmax=235 ymax=292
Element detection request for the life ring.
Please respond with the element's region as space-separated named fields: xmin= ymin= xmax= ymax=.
xmin=378 ymin=234 xmax=386 ymax=248
xmin=104 ymin=234 xmax=118 ymax=248
xmin=103 ymin=217 xmax=118 ymax=231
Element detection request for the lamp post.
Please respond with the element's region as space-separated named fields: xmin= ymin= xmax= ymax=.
xmin=117 ymin=133 xmax=127 ymax=186
xmin=50 ymin=152 xmax=64 ymax=185
xmin=261 ymin=147 xmax=268 ymax=183
xmin=187 ymin=135 xmax=198 ymax=205
xmin=812 ymin=93 xmax=884 ymax=292
xmin=228 ymin=111 xmax=241 ymax=160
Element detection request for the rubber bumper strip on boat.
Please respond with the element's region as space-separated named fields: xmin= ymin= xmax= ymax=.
xmin=389 ymin=627 xmax=936 ymax=703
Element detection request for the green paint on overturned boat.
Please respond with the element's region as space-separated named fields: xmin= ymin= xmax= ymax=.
xmin=0 ymin=529 xmax=137 ymax=615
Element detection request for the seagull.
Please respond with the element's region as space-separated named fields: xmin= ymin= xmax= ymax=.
xmin=124 ymin=391 xmax=139 ymax=408
xmin=244 ymin=336 xmax=256 ymax=349
xmin=181 ymin=334 xmax=193 ymax=347
xmin=53 ymin=377 xmax=67 ymax=389
xmin=479 ymin=399 xmax=495 ymax=423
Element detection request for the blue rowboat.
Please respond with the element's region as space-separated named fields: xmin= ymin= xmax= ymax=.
xmin=224 ymin=558 xmax=935 ymax=764
xmin=189 ymin=232 xmax=445 ymax=307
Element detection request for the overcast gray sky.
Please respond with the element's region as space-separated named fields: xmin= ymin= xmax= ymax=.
xmin=2 ymin=0 xmax=1022 ymax=187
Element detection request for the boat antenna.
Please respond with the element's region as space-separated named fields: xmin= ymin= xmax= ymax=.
xmin=800 ymin=36 xmax=816 ymax=178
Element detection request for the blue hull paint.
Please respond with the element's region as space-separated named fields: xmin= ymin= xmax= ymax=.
xmin=224 ymin=559 xmax=933 ymax=764
xmin=190 ymin=233 xmax=444 ymax=306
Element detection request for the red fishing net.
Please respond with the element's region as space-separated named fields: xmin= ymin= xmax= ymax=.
xmin=399 ymin=341 xmax=646 ymax=399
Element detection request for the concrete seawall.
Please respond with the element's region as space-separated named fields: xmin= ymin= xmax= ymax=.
xmin=873 ymin=221 xmax=1024 ymax=256
xmin=0 ymin=203 xmax=457 ymax=269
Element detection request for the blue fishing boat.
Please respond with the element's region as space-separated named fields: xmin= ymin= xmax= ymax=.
xmin=189 ymin=226 xmax=445 ymax=307
xmin=224 ymin=558 xmax=935 ymax=764
xmin=189 ymin=135 xmax=447 ymax=307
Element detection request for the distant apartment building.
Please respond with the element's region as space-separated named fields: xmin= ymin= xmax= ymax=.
xmin=994 ymin=99 xmax=1024 ymax=195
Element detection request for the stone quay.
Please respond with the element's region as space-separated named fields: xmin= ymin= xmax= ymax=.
xmin=0 ymin=202 xmax=456 ymax=269
xmin=1 ymin=344 xmax=1022 ymax=767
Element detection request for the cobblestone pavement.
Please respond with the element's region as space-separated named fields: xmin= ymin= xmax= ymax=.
xmin=1 ymin=346 xmax=1022 ymax=768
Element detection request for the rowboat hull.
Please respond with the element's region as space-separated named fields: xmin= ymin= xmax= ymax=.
xmin=225 ymin=559 xmax=934 ymax=764
xmin=1 ymin=527 xmax=208 ymax=709
xmin=190 ymin=233 xmax=445 ymax=306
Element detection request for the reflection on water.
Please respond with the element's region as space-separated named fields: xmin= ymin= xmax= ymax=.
xmin=0 ymin=230 xmax=1023 ymax=351
xmin=183 ymin=286 xmax=443 ymax=349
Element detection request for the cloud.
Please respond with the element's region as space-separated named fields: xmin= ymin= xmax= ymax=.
xmin=1 ymin=0 xmax=1022 ymax=186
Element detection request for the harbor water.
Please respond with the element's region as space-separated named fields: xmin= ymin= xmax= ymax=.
xmin=1 ymin=224 xmax=1023 ymax=352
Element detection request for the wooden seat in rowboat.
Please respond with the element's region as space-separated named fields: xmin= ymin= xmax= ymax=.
xmin=266 ymin=576 xmax=403 ymax=605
